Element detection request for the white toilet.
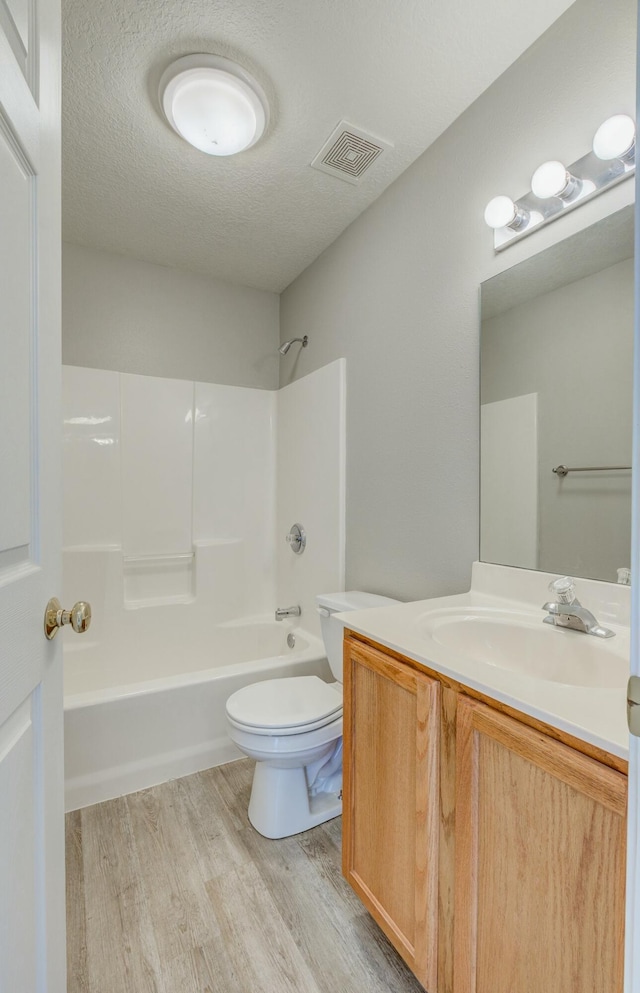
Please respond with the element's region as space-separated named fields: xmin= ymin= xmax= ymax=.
xmin=225 ymin=590 xmax=398 ymax=839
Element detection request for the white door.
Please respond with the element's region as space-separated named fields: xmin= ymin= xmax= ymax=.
xmin=0 ymin=0 xmax=65 ymax=989
xmin=624 ymin=48 xmax=640 ymax=991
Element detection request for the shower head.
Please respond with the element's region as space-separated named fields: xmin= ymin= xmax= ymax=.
xmin=278 ymin=335 xmax=308 ymax=356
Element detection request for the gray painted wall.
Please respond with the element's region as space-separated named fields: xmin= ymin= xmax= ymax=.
xmin=482 ymin=258 xmax=634 ymax=582
xmin=279 ymin=0 xmax=636 ymax=601
xmin=62 ymin=243 xmax=280 ymax=389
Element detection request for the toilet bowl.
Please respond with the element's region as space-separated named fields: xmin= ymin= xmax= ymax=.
xmin=225 ymin=590 xmax=399 ymax=839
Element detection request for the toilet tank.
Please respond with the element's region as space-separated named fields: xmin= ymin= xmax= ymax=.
xmin=315 ymin=590 xmax=400 ymax=681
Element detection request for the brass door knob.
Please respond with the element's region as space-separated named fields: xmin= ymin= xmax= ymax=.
xmin=44 ymin=598 xmax=92 ymax=640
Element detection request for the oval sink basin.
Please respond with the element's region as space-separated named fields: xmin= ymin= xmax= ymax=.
xmin=415 ymin=607 xmax=628 ymax=689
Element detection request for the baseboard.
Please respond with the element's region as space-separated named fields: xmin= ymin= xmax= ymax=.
xmin=64 ymin=736 xmax=243 ymax=811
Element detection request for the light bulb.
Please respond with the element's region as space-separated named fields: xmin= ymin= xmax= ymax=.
xmin=531 ymin=160 xmax=580 ymax=200
xmin=592 ymin=114 xmax=635 ymax=161
xmin=160 ymin=55 xmax=269 ymax=156
xmin=169 ymin=73 xmax=257 ymax=155
xmin=483 ymin=196 xmax=528 ymax=230
xmin=484 ymin=196 xmax=515 ymax=228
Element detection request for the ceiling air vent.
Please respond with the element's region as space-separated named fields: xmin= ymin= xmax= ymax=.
xmin=311 ymin=122 xmax=392 ymax=185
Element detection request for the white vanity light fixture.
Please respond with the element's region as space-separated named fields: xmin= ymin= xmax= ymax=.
xmin=159 ymin=54 xmax=269 ymax=156
xmin=484 ymin=113 xmax=636 ymax=251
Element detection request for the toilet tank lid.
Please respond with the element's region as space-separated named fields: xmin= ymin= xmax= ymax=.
xmin=315 ymin=590 xmax=400 ymax=613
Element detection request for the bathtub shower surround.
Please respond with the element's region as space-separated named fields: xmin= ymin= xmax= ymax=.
xmin=62 ymin=360 xmax=346 ymax=809
xmin=63 ymin=366 xmax=277 ymax=615
xmin=277 ymin=359 xmax=346 ymax=632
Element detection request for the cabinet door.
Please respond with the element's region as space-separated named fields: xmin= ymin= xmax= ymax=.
xmin=343 ymin=638 xmax=440 ymax=990
xmin=454 ymin=697 xmax=627 ymax=993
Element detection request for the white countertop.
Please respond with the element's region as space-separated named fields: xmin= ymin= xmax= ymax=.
xmin=336 ymin=562 xmax=630 ymax=761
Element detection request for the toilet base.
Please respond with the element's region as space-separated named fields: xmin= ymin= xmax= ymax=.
xmin=247 ymin=762 xmax=342 ymax=839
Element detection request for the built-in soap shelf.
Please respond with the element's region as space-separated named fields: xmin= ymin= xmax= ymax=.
xmin=123 ymin=551 xmax=195 ymax=608
xmin=194 ymin=538 xmax=242 ymax=547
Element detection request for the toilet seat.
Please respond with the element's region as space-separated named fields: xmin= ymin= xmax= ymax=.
xmin=226 ymin=676 xmax=343 ymax=736
xmin=228 ymin=714 xmax=343 ymax=762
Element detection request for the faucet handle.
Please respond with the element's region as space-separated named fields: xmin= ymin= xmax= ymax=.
xmin=548 ymin=576 xmax=577 ymax=604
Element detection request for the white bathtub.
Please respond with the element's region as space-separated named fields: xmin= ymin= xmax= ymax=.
xmin=64 ymin=612 xmax=330 ymax=811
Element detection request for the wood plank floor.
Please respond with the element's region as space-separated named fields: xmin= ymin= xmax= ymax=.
xmin=66 ymin=759 xmax=425 ymax=993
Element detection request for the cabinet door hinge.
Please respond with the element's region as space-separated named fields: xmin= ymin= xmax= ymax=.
xmin=627 ymin=676 xmax=640 ymax=737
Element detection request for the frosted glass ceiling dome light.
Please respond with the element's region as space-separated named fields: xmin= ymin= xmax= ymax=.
xmin=531 ymin=160 xmax=580 ymax=200
xmin=483 ymin=195 xmax=529 ymax=230
xmin=159 ymin=54 xmax=269 ymax=156
xmin=592 ymin=114 xmax=636 ymax=161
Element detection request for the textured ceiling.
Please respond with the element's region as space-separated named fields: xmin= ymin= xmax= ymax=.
xmin=62 ymin=0 xmax=576 ymax=292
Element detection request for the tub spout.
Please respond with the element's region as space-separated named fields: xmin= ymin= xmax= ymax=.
xmin=275 ymin=605 xmax=301 ymax=621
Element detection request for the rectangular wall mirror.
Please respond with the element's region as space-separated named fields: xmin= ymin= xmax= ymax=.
xmin=480 ymin=204 xmax=634 ymax=583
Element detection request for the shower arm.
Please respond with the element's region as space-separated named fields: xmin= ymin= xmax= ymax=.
xmin=278 ymin=335 xmax=309 ymax=355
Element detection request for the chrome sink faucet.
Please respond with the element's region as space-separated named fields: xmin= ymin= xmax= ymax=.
xmin=542 ymin=576 xmax=615 ymax=639
xmin=275 ymin=605 xmax=301 ymax=621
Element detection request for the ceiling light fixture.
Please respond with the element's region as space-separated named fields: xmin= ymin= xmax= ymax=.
xmin=159 ymin=54 xmax=269 ymax=156
xmin=483 ymin=113 xmax=635 ymax=250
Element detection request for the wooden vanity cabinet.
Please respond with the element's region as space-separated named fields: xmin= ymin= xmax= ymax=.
xmin=454 ymin=696 xmax=627 ymax=993
xmin=343 ymin=633 xmax=628 ymax=993
xmin=342 ymin=637 xmax=441 ymax=990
